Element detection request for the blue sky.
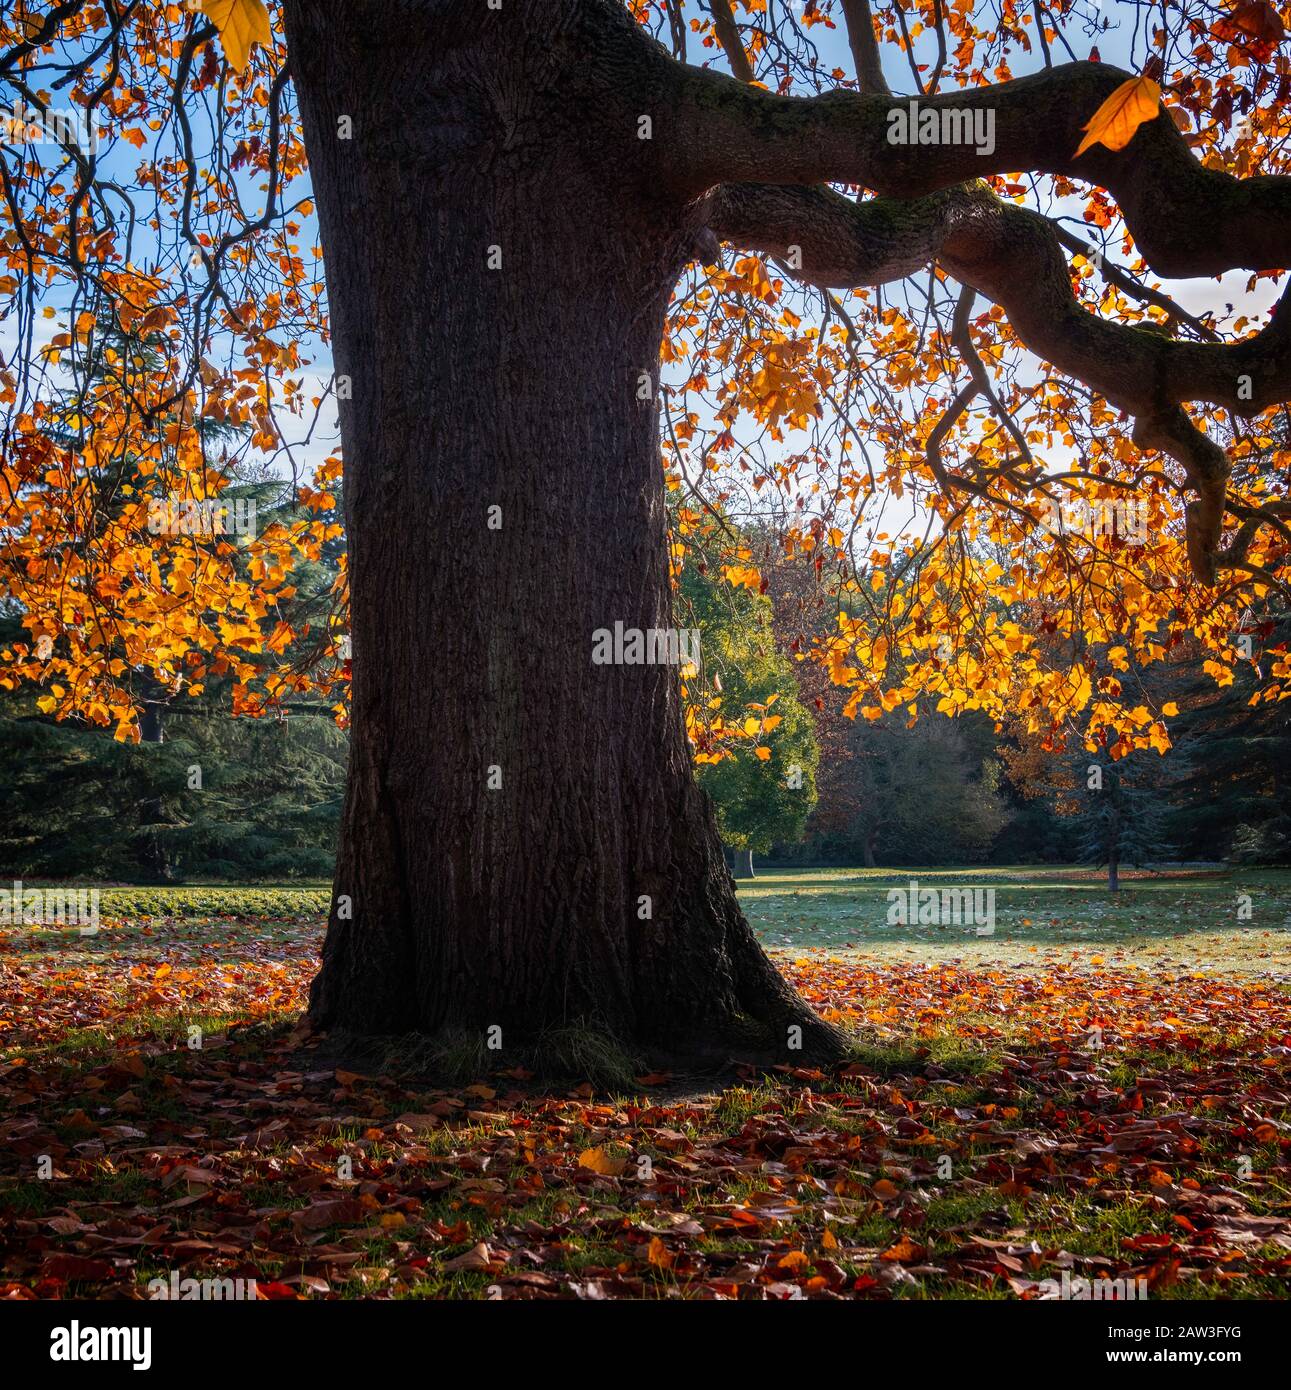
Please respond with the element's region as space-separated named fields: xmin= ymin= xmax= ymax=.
xmin=3 ymin=1 xmax=1278 ymax=518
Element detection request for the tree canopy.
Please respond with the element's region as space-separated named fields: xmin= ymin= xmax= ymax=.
xmin=2 ymin=0 xmax=1289 ymax=767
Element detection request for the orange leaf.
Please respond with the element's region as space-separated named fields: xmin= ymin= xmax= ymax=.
xmin=646 ymin=1236 xmax=673 ymax=1268
xmin=880 ymin=1236 xmax=927 ymax=1262
xmin=1074 ymin=76 xmax=1162 ymax=157
xmin=578 ymin=1146 xmax=627 ymax=1177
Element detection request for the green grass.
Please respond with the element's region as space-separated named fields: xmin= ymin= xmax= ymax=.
xmin=737 ymin=864 xmax=1291 ymax=974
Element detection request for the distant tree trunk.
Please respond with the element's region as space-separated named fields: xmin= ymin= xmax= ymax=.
xmin=137 ymin=686 xmax=169 ymax=880
xmin=285 ymin=0 xmax=845 ymax=1063
xmin=139 ymin=701 xmax=164 ymax=745
xmin=1107 ymin=846 xmax=1120 ymax=893
xmin=734 ymin=849 xmax=756 ymax=879
xmin=862 ymin=829 xmax=877 ymax=869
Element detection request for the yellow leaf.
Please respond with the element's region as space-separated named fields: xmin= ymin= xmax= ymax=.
xmin=201 ymin=0 xmax=271 ymax=73
xmin=578 ymin=1146 xmax=627 ymax=1177
xmin=754 ymin=746 xmax=771 ymax=761
xmin=646 ymin=1235 xmax=673 ymax=1268
xmin=1074 ymin=76 xmax=1162 ymax=157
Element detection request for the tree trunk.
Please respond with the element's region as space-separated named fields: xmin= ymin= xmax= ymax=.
xmin=1107 ymin=847 xmax=1120 ymax=893
xmin=139 ymin=701 xmax=164 ymax=745
xmin=862 ymin=829 xmax=877 ymax=870
xmin=136 ymin=684 xmax=169 ymax=880
xmin=733 ymin=849 xmax=756 ymax=879
xmin=283 ymin=0 xmax=844 ymax=1064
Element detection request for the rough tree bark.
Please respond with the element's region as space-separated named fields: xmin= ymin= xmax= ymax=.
xmin=281 ymin=0 xmax=1291 ymax=1063
xmin=283 ymin=0 xmax=845 ymax=1061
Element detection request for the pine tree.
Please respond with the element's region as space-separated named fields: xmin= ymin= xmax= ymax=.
xmin=1061 ymin=749 xmax=1177 ymax=891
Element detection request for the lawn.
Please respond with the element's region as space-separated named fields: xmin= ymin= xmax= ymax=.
xmin=745 ymin=864 xmax=1291 ymax=973
xmin=1 ymin=868 xmax=1288 ymax=1300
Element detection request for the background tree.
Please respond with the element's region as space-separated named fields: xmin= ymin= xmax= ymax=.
xmin=681 ymin=561 xmax=819 ymax=875
xmin=1054 ymin=746 xmax=1179 ymax=891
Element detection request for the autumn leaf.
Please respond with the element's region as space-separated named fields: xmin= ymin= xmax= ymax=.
xmin=646 ymin=1236 xmax=673 ymax=1269
xmin=441 ymin=1242 xmax=493 ymax=1273
xmin=201 ymin=0 xmax=271 ymax=73
xmin=880 ymin=1236 xmax=928 ymax=1263
xmin=1074 ymin=76 xmax=1163 ymax=157
xmin=578 ymin=1145 xmax=628 ymax=1177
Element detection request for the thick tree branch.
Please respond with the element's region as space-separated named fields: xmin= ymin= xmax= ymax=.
xmin=706 ymin=179 xmax=1291 ymax=580
xmin=672 ymin=60 xmax=1291 ymax=277
xmin=706 ymin=181 xmax=1291 ymax=417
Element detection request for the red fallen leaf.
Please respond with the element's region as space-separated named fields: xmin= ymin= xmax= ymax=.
xmin=635 ymin=1072 xmax=672 ymax=1086
xmin=161 ymin=1164 xmax=218 ymax=1189
xmin=391 ymin=1113 xmax=442 ymax=1133
xmin=255 ymin=1281 xmax=302 ymax=1299
xmin=40 ymin=1255 xmax=116 ymax=1281
xmin=44 ymin=1215 xmax=88 ymax=1236
xmin=290 ymin=1199 xmax=366 ymax=1231
xmin=1121 ymin=1233 xmax=1176 ymax=1252
xmin=111 ymin=1052 xmax=147 ymax=1079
